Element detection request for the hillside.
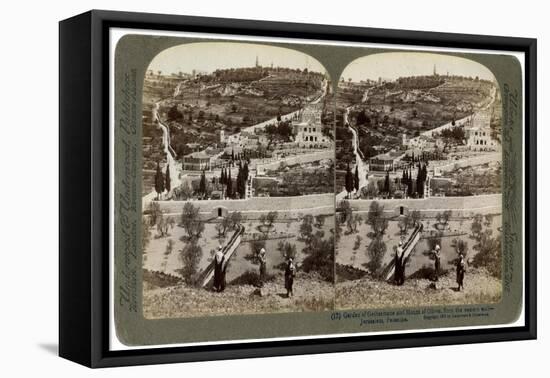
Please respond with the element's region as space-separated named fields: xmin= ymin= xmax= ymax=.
xmin=142 ymin=67 xmax=326 ymax=161
xmin=143 ymin=271 xmax=334 ymax=318
xmin=335 ymin=75 xmax=498 ymax=160
xmin=335 ymin=267 xmax=501 ymax=310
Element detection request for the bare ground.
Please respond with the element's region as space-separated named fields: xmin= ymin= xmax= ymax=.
xmin=143 ymin=272 xmax=334 ymax=319
xmin=335 ymin=267 xmax=501 ymax=310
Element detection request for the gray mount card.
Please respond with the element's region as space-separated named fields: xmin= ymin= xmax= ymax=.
xmin=112 ymin=32 xmax=523 ymax=347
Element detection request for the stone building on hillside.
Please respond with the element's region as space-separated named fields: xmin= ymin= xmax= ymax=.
xmin=292 ymin=103 xmax=331 ymax=148
xmin=465 ymin=110 xmax=499 ymax=151
xmin=466 ymin=127 xmax=498 ymax=151
xmin=368 ymin=151 xmax=406 ymax=172
xmin=182 ymin=148 xmax=224 ymax=171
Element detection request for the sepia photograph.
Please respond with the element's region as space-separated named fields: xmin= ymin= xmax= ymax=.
xmin=55 ymin=6 xmax=536 ymax=368
xmin=140 ymin=42 xmax=336 ymax=318
xmin=334 ymin=52 xmax=503 ymax=309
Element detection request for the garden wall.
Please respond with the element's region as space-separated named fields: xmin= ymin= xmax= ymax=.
xmin=156 ymin=193 xmax=334 ymax=220
xmin=343 ymin=193 xmax=502 ymax=218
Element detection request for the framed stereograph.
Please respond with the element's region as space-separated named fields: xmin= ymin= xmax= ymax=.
xmin=59 ymin=10 xmax=537 ymax=368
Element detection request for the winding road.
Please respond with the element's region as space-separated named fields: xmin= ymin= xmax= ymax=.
xmin=241 ymin=78 xmax=328 ymax=134
xmin=142 ymin=78 xmax=330 ymax=209
xmin=336 ymin=84 xmax=498 ymax=203
xmin=413 ymin=85 xmax=497 ymax=141
xmin=336 ymin=107 xmax=369 ymax=201
xmin=141 ymin=98 xmax=182 ymax=208
xmin=346 ymin=107 xmax=369 ymax=190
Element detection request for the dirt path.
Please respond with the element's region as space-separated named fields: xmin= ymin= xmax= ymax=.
xmin=336 ymin=107 xmax=369 ymax=201
xmin=142 ymin=78 xmax=329 ymax=209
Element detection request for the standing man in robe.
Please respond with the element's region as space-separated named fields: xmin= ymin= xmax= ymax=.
xmin=456 ymin=252 xmax=466 ymax=291
xmin=433 ymin=244 xmax=441 ymax=282
xmin=213 ymin=245 xmax=225 ymax=292
xmin=284 ymin=257 xmax=296 ymax=298
xmin=258 ymin=247 xmax=267 ymax=287
xmin=394 ymin=241 xmax=405 ymax=286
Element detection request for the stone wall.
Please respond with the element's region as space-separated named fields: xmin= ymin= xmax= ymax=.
xmin=342 ymin=193 xmax=502 ymax=218
xmin=156 ymin=193 xmax=334 ymax=220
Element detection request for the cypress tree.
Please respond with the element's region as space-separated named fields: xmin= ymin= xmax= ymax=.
xmin=407 ymin=169 xmax=414 ymax=197
xmin=236 ymin=165 xmax=243 ymax=198
xmin=345 ymin=163 xmax=353 ymax=198
xmin=384 ymin=170 xmax=390 ymax=194
xmin=227 ymin=169 xmax=233 ymax=198
xmin=199 ymin=170 xmax=207 ymax=198
xmin=154 ymin=161 xmax=165 ymax=200
xmin=165 ymin=164 xmax=171 ymax=194
xmin=416 ymin=167 xmax=423 ymax=198
xmin=244 ymin=162 xmax=249 ymax=181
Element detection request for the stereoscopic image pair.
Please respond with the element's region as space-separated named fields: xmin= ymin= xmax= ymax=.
xmin=139 ymin=43 xmax=503 ymax=319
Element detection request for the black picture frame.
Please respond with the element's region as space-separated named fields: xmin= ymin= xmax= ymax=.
xmin=59 ymin=9 xmax=537 ymax=368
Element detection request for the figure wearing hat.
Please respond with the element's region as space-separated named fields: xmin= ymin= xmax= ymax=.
xmin=213 ymin=245 xmax=226 ymax=292
xmin=258 ymin=247 xmax=267 ymax=287
xmin=433 ymin=244 xmax=441 ymax=282
xmin=456 ymin=252 xmax=466 ymax=291
xmin=284 ymin=257 xmax=296 ymax=298
xmin=394 ymin=241 xmax=406 ymax=286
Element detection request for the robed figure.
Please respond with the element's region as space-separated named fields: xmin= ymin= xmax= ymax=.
xmin=258 ymin=248 xmax=267 ymax=287
xmin=456 ymin=253 xmax=465 ymax=291
xmin=433 ymin=244 xmax=441 ymax=281
xmin=213 ymin=246 xmax=226 ymax=292
xmin=284 ymin=258 xmax=296 ymax=298
xmin=394 ymin=242 xmax=406 ymax=286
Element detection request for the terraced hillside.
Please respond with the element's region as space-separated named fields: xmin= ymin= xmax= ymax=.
xmin=336 ymin=75 xmax=498 ymax=160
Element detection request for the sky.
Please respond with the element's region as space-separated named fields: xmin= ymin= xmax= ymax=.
xmin=342 ymin=52 xmax=496 ymax=82
xmin=147 ymin=42 xmax=326 ymax=75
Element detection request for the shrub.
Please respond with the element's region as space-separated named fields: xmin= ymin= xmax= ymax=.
xmin=179 ymin=238 xmax=203 ymax=286
xmin=472 ymin=231 xmax=502 ymax=278
xmin=366 ymin=235 xmax=387 ymax=275
xmin=301 ymin=231 xmax=334 ymax=282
